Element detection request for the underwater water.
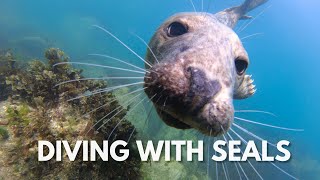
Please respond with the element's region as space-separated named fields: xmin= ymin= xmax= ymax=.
xmin=0 ymin=0 xmax=319 ymax=179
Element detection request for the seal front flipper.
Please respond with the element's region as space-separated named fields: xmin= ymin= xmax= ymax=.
xmin=233 ymin=74 xmax=256 ymax=99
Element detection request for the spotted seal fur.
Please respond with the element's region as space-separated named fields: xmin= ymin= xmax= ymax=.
xmin=144 ymin=0 xmax=268 ymax=136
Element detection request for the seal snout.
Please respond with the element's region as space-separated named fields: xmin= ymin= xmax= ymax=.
xmin=144 ymin=64 xmax=222 ymax=110
xmin=144 ymin=63 xmax=190 ymax=100
xmin=186 ymin=68 xmax=233 ymax=136
xmin=199 ymin=101 xmax=234 ymax=136
xmin=186 ymin=67 xmax=222 ymax=113
xmin=144 ymin=61 xmax=234 ymax=136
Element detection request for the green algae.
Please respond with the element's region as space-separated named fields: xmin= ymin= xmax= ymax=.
xmin=0 ymin=126 xmax=9 ymax=140
xmin=0 ymin=48 xmax=141 ymax=179
xmin=5 ymin=104 xmax=31 ymax=126
xmin=0 ymin=50 xmax=17 ymax=101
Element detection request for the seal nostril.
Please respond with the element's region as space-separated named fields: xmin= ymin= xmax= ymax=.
xmin=186 ymin=67 xmax=222 ymax=112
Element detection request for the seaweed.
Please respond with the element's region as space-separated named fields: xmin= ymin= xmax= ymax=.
xmin=5 ymin=48 xmax=76 ymax=105
xmin=0 ymin=48 xmax=141 ymax=179
xmin=0 ymin=126 xmax=9 ymax=140
xmin=0 ymin=49 xmax=17 ymax=101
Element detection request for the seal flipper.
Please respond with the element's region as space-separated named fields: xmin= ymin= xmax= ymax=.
xmin=233 ymin=74 xmax=256 ymax=99
xmin=215 ymin=0 xmax=268 ymax=28
xmin=240 ymin=15 xmax=252 ymax=20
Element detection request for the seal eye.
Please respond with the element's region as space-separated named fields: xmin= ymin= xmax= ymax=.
xmin=167 ymin=22 xmax=188 ymax=37
xmin=235 ymin=59 xmax=248 ymax=75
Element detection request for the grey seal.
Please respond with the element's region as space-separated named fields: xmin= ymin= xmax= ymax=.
xmin=144 ymin=0 xmax=268 ymax=136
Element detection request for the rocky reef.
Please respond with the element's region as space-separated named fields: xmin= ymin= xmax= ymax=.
xmin=0 ymin=49 xmax=16 ymax=101
xmin=0 ymin=48 xmax=141 ymax=179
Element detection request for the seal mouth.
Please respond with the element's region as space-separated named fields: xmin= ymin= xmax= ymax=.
xmin=151 ymin=97 xmax=234 ymax=136
xmin=144 ymin=64 xmax=232 ymax=136
xmin=154 ymin=104 xmax=192 ymax=130
xmin=144 ymin=81 xmax=233 ymax=136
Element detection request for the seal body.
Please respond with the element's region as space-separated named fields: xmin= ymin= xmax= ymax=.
xmin=144 ymin=0 xmax=267 ymax=136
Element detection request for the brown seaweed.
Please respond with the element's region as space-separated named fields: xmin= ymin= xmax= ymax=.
xmin=0 ymin=48 xmax=141 ymax=179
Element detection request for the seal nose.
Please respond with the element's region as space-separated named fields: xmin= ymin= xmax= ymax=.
xmin=186 ymin=67 xmax=222 ymax=112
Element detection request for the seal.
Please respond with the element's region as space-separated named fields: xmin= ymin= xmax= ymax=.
xmin=144 ymin=0 xmax=268 ymax=136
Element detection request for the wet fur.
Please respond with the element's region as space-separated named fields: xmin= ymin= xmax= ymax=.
xmin=144 ymin=0 xmax=267 ymax=136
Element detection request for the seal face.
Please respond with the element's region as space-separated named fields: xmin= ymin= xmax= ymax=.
xmin=143 ymin=13 xmax=256 ymax=136
xmin=143 ymin=0 xmax=269 ymax=137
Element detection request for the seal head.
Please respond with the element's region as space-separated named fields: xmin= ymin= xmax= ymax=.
xmin=144 ymin=0 xmax=267 ymax=136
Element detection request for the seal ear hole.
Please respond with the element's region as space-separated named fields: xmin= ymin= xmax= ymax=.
xmin=235 ymin=58 xmax=248 ymax=75
xmin=167 ymin=22 xmax=188 ymax=37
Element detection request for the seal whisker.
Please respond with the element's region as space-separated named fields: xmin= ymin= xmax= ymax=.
xmin=221 ymin=131 xmax=244 ymax=180
xmin=189 ymin=0 xmax=197 ymax=12
xmin=201 ymin=0 xmax=204 ymax=12
xmin=163 ymin=96 xmax=168 ymax=107
xmin=183 ymin=128 xmax=197 ymax=137
xmin=96 ymin=93 xmax=143 ymax=132
xmin=226 ymin=129 xmax=263 ymax=180
xmin=269 ymin=161 xmax=298 ymax=180
xmin=207 ymin=129 xmax=212 ymax=179
xmin=221 ymin=155 xmax=229 ymax=180
xmin=229 ymin=127 xmax=246 ymax=143
xmin=92 ymin=82 xmax=146 ymax=94
xmin=127 ymin=127 xmax=136 ymax=143
xmin=234 ymin=110 xmax=277 ymax=117
xmin=53 ymin=62 xmax=146 ymax=74
xmin=237 ymin=162 xmax=249 ymax=180
xmin=233 ymin=123 xmax=277 ymax=148
xmin=195 ymin=131 xmax=202 ymax=139
xmin=92 ymin=81 xmax=144 ymax=93
xmin=225 ymin=162 xmax=231 ymax=180
xmin=88 ymin=53 xmax=148 ymax=72
xmin=205 ymin=0 xmax=212 ymax=14
xmin=131 ymin=32 xmax=160 ymax=64
xmin=234 ymin=160 xmax=243 ymax=180
xmin=237 ymin=5 xmax=272 ymax=33
xmin=82 ymin=87 xmax=147 ymax=117
xmin=92 ymin=25 xmax=153 ymax=68
xmin=107 ymin=95 xmax=149 ymax=141
xmin=141 ymin=102 xmax=155 ymax=135
xmin=241 ymin=33 xmax=264 ymax=40
xmin=226 ymin=131 xmax=249 ymax=180
xmin=54 ymin=76 xmax=145 ymax=87
xmin=214 ymin=137 xmax=219 ymax=180
xmin=142 ymin=92 xmax=164 ymax=135
xmin=202 ymin=0 xmax=213 ymax=21
xmin=234 ymin=20 xmax=246 ymax=33
xmin=86 ymin=92 xmax=142 ymax=135
xmin=221 ymin=135 xmax=231 ymax=180
xmin=234 ymin=116 xmax=304 ymax=132
xmin=229 ymin=128 xmax=297 ymax=180
xmin=67 ymin=81 xmax=144 ymax=102
xmin=186 ymin=133 xmax=205 ymax=178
